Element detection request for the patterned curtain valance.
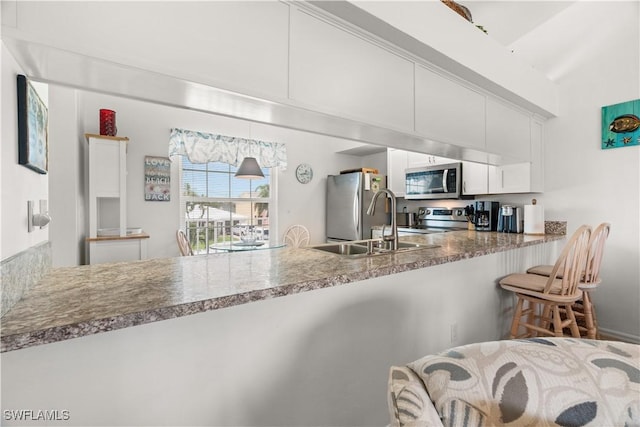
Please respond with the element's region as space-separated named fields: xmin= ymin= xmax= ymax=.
xmin=168 ymin=128 xmax=287 ymax=170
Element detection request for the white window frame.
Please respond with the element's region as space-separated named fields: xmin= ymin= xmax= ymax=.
xmin=178 ymin=160 xmax=278 ymax=254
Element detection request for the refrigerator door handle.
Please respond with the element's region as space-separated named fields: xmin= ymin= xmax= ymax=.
xmin=354 ymin=190 xmax=360 ymax=236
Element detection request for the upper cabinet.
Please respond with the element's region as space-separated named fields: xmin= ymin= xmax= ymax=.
xmin=462 ymin=162 xmax=489 ymax=195
xmin=487 ymin=116 xmax=544 ymax=194
xmin=486 ymin=98 xmax=532 ymax=161
xmin=387 ymin=148 xmax=408 ymax=197
xmin=289 ymin=9 xmax=414 ymax=131
xmin=415 ymin=65 xmax=486 ymax=151
xmin=407 ymin=152 xmax=455 ymax=168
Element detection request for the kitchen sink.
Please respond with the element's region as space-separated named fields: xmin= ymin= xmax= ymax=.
xmin=308 ymin=239 xmax=439 ymax=257
xmin=355 ymin=240 xmax=437 ymax=251
xmin=309 ymin=242 xmax=370 ymax=256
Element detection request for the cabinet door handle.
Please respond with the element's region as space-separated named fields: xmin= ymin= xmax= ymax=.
xmin=501 ymin=170 xmax=505 ymax=188
xmin=463 ymin=181 xmax=466 ymax=193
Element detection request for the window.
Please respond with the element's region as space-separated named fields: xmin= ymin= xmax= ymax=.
xmin=181 ymin=157 xmax=272 ymax=254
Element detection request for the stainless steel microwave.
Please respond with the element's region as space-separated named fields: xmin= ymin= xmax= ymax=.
xmin=405 ymin=162 xmax=462 ymax=199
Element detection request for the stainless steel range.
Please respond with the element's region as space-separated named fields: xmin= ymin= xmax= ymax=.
xmin=398 ymin=206 xmax=468 ymax=236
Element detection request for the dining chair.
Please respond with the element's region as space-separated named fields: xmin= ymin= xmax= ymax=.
xmin=527 ymin=222 xmax=610 ymax=339
xmin=176 ymin=229 xmax=193 ymax=256
xmin=283 ymin=225 xmax=310 ymax=248
xmin=499 ymin=225 xmax=592 ymax=339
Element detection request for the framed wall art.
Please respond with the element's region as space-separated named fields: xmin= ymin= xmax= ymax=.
xmin=17 ymin=74 xmax=49 ymax=174
xmin=144 ymin=156 xmax=171 ymax=201
xmin=601 ymin=99 xmax=640 ymax=150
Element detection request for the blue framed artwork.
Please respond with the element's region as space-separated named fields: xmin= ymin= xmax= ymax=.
xmin=17 ymin=74 xmax=48 ymax=174
xmin=601 ymin=99 xmax=640 ymax=150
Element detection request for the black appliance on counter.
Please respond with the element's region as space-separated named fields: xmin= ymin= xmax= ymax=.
xmin=497 ymin=205 xmax=523 ymax=233
xmin=474 ymin=201 xmax=499 ymax=231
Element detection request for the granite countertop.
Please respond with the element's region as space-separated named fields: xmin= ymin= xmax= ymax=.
xmin=0 ymin=231 xmax=565 ymax=352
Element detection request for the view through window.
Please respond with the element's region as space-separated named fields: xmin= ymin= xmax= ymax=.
xmin=181 ymin=157 xmax=271 ymax=254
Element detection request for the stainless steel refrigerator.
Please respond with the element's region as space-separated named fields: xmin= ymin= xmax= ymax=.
xmin=326 ymin=172 xmax=388 ymax=241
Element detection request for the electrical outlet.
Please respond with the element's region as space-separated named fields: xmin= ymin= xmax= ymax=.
xmin=450 ymin=323 xmax=458 ymax=344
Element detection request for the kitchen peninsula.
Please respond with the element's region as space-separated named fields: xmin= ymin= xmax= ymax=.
xmin=1 ymin=229 xmax=566 ymax=426
xmin=1 ymin=230 xmax=564 ymax=353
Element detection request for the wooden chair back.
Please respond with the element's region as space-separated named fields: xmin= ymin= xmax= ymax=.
xmin=283 ymin=225 xmax=310 ymax=248
xmin=582 ymin=223 xmax=610 ymax=285
xmin=176 ymin=229 xmax=193 ymax=256
xmin=543 ymin=225 xmax=591 ymax=296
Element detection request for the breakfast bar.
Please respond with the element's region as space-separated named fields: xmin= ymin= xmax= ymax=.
xmin=1 ymin=231 xmax=564 ymax=353
xmin=1 ymin=230 xmax=566 ymax=426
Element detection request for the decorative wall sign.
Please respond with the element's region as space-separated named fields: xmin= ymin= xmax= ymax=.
xmin=144 ymin=156 xmax=171 ymax=201
xmin=601 ymin=99 xmax=640 ymax=149
xmin=17 ymin=74 xmax=48 ymax=174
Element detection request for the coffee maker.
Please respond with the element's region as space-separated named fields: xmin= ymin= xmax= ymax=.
xmin=474 ymin=201 xmax=499 ymax=231
xmin=498 ymin=205 xmax=523 ymax=233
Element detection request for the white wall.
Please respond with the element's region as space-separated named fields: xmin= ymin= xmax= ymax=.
xmin=48 ymin=86 xmax=83 ymax=266
xmin=541 ymin=1 xmax=639 ymax=340
xmin=49 ymin=90 xmax=366 ymax=262
xmin=0 ymin=42 xmax=48 ymax=261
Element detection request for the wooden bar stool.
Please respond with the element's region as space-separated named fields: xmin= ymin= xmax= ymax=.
xmin=176 ymin=229 xmax=193 ymax=256
xmin=499 ymin=225 xmax=592 ymax=339
xmin=527 ymin=223 xmax=610 ymax=339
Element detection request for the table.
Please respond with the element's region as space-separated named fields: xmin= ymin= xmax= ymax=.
xmin=209 ymin=241 xmax=286 ymax=252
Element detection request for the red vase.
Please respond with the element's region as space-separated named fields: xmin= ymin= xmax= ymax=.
xmin=99 ymin=109 xmax=117 ymax=136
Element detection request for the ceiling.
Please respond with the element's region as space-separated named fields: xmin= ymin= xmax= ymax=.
xmin=457 ymin=1 xmax=576 ymax=47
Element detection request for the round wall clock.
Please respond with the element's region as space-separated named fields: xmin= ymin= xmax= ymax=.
xmin=295 ymin=163 xmax=313 ymax=184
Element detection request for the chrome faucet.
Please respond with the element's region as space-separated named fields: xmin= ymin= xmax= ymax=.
xmin=367 ymin=188 xmax=398 ymax=250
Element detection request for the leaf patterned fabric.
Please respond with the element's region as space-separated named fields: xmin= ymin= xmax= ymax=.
xmin=388 ymin=338 xmax=640 ymax=427
xmin=168 ymin=128 xmax=287 ymax=169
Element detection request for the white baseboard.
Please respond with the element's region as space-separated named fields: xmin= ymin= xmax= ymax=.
xmin=598 ymin=327 xmax=640 ymax=344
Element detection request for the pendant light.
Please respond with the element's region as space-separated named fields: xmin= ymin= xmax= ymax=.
xmin=234 ymin=157 xmax=264 ymax=179
xmin=234 ymin=157 xmax=263 ymax=244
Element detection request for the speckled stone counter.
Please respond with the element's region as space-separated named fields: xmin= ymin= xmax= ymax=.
xmin=0 ymin=231 xmax=565 ymax=352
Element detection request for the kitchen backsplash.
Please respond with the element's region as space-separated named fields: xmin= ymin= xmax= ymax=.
xmin=1 ymin=241 xmax=51 ymax=318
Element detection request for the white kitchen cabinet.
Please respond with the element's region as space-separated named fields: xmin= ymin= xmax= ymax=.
xmin=462 ymin=162 xmax=488 ymax=195
xmin=406 ymin=152 xmax=453 ymax=168
xmin=488 ymin=163 xmax=532 ymax=194
xmin=487 ymin=116 xmax=544 ymax=194
xmin=486 ymin=97 xmax=531 ymax=161
xmin=406 ymin=151 xmax=429 ymax=168
xmin=289 ymin=8 xmax=414 ymax=131
xmin=415 ymin=65 xmax=486 ymax=151
xmin=387 ymin=148 xmax=408 ymax=197
xmin=86 ymin=134 xmax=148 ymax=264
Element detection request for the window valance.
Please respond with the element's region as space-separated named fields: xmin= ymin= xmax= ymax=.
xmin=168 ymin=128 xmax=287 ymax=170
